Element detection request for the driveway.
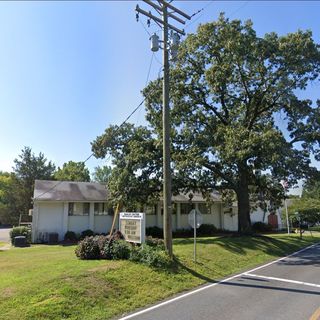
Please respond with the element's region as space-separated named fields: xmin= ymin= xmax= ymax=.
xmin=0 ymin=228 xmax=11 ymax=243
xmin=118 ymin=243 xmax=320 ymax=320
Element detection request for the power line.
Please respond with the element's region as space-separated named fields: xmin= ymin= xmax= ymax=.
xmin=185 ymin=1 xmax=215 ymax=30
xmin=34 ymin=55 xmax=160 ymax=200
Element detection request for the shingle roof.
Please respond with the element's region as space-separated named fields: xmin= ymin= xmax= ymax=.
xmin=33 ymin=180 xmax=222 ymax=203
xmin=33 ymin=180 xmax=108 ymax=202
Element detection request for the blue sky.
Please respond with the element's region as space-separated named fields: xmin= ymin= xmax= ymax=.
xmin=0 ymin=1 xmax=319 ymax=185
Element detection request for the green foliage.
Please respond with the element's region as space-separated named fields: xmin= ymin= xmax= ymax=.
xmin=92 ymin=15 xmax=320 ymax=232
xmin=145 ymin=236 xmax=165 ymax=249
xmin=9 ymin=226 xmax=31 ymax=244
xmin=64 ymin=231 xmax=78 ymax=242
xmin=146 ymin=226 xmax=163 ymax=238
xmin=289 ymin=198 xmax=320 ymax=225
xmin=302 ymin=179 xmax=320 ymax=199
xmin=92 ymin=165 xmax=112 ymax=184
xmin=198 ymin=224 xmax=218 ymax=236
xmin=130 ymin=244 xmax=173 ymax=269
xmin=54 ymin=161 xmax=90 ymax=182
xmin=75 ymin=237 xmax=100 ymax=260
xmin=110 ymin=240 xmax=132 ymax=260
xmin=75 ymin=234 xmax=169 ymax=267
xmin=11 ymin=147 xmax=55 ymax=223
xmin=80 ymin=229 xmax=94 ymax=239
xmin=252 ymin=222 xmax=273 ymax=232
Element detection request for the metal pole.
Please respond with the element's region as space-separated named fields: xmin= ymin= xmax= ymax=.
xmin=194 ymin=209 xmax=196 ymax=263
xmin=162 ymin=3 xmax=173 ymax=257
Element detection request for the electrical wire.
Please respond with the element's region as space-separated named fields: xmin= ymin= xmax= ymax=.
xmin=140 ymin=20 xmax=151 ymax=37
xmin=185 ymin=1 xmax=215 ymax=30
xmin=34 ymin=54 xmax=162 ymax=200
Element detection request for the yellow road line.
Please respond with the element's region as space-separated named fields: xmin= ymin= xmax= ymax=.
xmin=310 ymin=307 xmax=320 ymax=320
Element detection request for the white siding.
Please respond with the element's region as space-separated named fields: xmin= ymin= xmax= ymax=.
xmin=146 ymin=214 xmax=157 ymax=227
xmin=37 ymin=202 xmax=64 ymax=241
xmin=94 ymin=215 xmax=114 ymax=234
xmin=251 ymin=207 xmax=267 ymax=223
xmin=223 ymin=212 xmax=238 ymax=231
xmin=68 ymin=216 xmax=90 ymax=233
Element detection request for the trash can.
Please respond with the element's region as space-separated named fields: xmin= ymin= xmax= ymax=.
xmin=14 ymin=236 xmax=28 ymax=247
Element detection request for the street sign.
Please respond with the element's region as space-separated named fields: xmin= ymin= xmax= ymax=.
xmin=188 ymin=209 xmax=203 ymax=263
xmin=188 ymin=209 xmax=203 ymax=229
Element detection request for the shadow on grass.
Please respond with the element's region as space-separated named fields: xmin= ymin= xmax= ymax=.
xmin=174 ymin=234 xmax=317 ymax=257
xmin=170 ymin=235 xmax=320 ymax=283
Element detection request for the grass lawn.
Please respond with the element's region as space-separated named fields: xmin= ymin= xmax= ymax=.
xmin=0 ymin=241 xmax=6 ymax=248
xmin=0 ymin=233 xmax=319 ymax=320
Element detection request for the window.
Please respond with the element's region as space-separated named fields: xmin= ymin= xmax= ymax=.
xmin=83 ymin=203 xmax=90 ymax=215
xmin=198 ymin=203 xmax=211 ymax=215
xmin=68 ymin=203 xmax=74 ymax=216
xmin=94 ymin=203 xmax=113 ymax=215
xmin=180 ymin=203 xmax=193 ymax=215
xmin=68 ymin=202 xmax=89 ymax=216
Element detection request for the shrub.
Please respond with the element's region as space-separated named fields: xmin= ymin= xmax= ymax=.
xmin=75 ymin=236 xmax=100 ymax=259
xmin=10 ymin=226 xmax=31 ymax=244
xmin=64 ymin=231 xmax=78 ymax=242
xmin=111 ymin=240 xmax=132 ymax=260
xmin=145 ymin=236 xmax=165 ymax=249
xmin=173 ymin=228 xmax=193 ymax=238
xmin=252 ymin=222 xmax=273 ymax=232
xmin=146 ymin=226 xmax=163 ymax=238
xmin=198 ymin=224 xmax=217 ymax=236
xmin=130 ymin=245 xmax=172 ymax=268
xmin=80 ymin=229 xmax=94 ymax=239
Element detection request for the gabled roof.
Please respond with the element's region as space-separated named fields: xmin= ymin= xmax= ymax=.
xmin=33 ymin=180 xmax=108 ymax=202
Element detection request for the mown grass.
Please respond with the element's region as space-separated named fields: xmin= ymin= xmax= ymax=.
xmin=0 ymin=233 xmax=319 ymax=320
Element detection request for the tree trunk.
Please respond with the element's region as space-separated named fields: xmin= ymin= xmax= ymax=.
xmin=236 ymin=168 xmax=252 ymax=233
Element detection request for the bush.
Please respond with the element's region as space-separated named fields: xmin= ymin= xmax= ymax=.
xmin=130 ymin=244 xmax=172 ymax=268
xmin=146 ymin=226 xmax=163 ymax=238
xmin=80 ymin=229 xmax=94 ymax=239
xmin=75 ymin=236 xmax=100 ymax=259
xmin=252 ymin=222 xmax=273 ymax=232
xmin=198 ymin=224 xmax=217 ymax=236
xmin=64 ymin=231 xmax=78 ymax=242
xmin=111 ymin=240 xmax=132 ymax=260
xmin=145 ymin=236 xmax=165 ymax=249
xmin=173 ymin=228 xmax=193 ymax=238
xmin=10 ymin=226 xmax=31 ymax=244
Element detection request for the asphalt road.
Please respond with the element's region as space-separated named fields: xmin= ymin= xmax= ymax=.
xmin=0 ymin=228 xmax=11 ymax=242
xmin=119 ymin=243 xmax=320 ymax=320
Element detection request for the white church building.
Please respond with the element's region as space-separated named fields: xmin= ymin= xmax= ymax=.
xmin=31 ymin=180 xmax=282 ymax=243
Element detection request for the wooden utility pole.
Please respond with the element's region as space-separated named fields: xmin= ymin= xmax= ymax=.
xmin=135 ymin=1 xmax=191 ymax=257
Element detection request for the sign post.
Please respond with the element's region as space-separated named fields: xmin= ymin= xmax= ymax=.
xmin=188 ymin=209 xmax=203 ymax=263
xmin=119 ymin=212 xmax=145 ymax=244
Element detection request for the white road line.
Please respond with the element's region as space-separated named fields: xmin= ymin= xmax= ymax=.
xmin=117 ymin=242 xmax=320 ymax=320
xmin=243 ymin=273 xmax=320 ymax=288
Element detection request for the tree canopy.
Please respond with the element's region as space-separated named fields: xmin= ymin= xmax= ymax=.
xmin=92 ymin=165 xmax=112 ymax=184
xmin=54 ymin=161 xmax=90 ymax=182
xmin=92 ymin=15 xmax=320 ymax=232
xmin=9 ymin=147 xmax=56 ymax=222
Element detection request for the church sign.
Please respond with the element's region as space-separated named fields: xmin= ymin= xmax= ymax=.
xmin=119 ymin=212 xmax=145 ymax=244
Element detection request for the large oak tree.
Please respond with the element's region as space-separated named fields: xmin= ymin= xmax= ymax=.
xmin=92 ymin=15 xmax=320 ymax=232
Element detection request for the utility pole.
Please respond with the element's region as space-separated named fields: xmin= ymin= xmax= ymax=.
xmin=136 ymin=1 xmax=191 ymax=257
